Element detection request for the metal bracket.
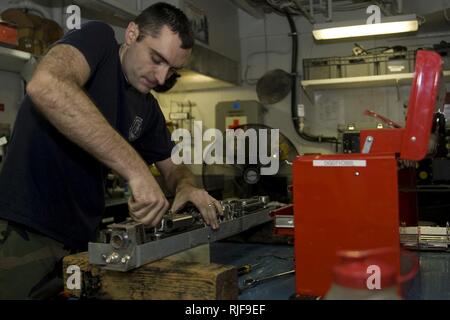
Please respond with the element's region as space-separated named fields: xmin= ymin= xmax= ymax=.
xmin=362 ymin=136 xmax=374 ymax=154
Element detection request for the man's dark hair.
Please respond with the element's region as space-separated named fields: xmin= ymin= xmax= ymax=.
xmin=134 ymin=2 xmax=194 ymax=49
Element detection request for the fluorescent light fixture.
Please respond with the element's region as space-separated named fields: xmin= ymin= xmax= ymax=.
xmin=313 ymin=14 xmax=419 ymax=40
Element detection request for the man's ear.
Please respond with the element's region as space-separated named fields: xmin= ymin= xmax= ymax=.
xmin=125 ymin=22 xmax=139 ymax=44
xmin=153 ymin=73 xmax=181 ymax=93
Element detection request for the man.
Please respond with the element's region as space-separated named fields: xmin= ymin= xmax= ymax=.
xmin=0 ymin=3 xmax=222 ymax=299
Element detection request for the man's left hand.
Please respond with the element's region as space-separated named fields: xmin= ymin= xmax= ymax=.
xmin=171 ymin=185 xmax=223 ymax=229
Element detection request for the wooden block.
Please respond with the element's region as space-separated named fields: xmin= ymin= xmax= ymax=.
xmin=165 ymin=244 xmax=210 ymax=264
xmin=63 ymin=250 xmax=237 ymax=300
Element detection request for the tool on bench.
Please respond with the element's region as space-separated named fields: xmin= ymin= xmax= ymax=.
xmin=241 ymin=269 xmax=295 ymax=291
xmin=237 ymin=263 xmax=261 ymax=276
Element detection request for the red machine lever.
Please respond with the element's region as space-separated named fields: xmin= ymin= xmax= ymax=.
xmin=363 ymin=110 xmax=402 ymax=129
xmin=401 ymin=51 xmax=444 ymax=161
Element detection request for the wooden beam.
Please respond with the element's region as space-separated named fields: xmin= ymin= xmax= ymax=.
xmin=63 ymin=252 xmax=238 ymax=300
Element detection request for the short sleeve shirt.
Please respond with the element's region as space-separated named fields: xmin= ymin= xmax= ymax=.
xmin=0 ymin=21 xmax=175 ymax=249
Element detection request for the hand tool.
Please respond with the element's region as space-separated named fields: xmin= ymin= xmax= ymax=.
xmin=242 ymin=269 xmax=295 ymax=290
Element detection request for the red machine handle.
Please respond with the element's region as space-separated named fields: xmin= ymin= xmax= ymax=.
xmin=400 ymin=50 xmax=444 ymax=161
xmin=363 ymin=110 xmax=402 ymax=129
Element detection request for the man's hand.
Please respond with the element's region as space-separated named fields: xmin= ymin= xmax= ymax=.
xmin=127 ymin=170 xmax=170 ymax=227
xmin=171 ymin=185 xmax=223 ymax=229
xmin=155 ymin=159 xmax=222 ymax=229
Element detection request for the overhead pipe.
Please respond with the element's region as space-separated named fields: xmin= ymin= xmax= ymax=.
xmin=445 ymin=8 xmax=450 ymax=22
xmin=294 ymin=0 xmax=315 ymax=24
xmin=413 ymin=7 xmax=450 ymax=33
xmin=373 ymin=0 xmax=390 ymax=16
xmin=327 ymin=0 xmax=332 ymax=21
xmin=397 ymin=0 xmax=403 ymax=14
xmin=136 ymin=0 xmax=143 ymax=11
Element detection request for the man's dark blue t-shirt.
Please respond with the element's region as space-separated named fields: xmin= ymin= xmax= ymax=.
xmin=0 ymin=22 xmax=175 ymax=249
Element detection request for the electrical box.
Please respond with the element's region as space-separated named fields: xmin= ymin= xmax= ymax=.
xmin=342 ymin=131 xmax=361 ymax=154
xmin=215 ymin=101 xmax=265 ymax=132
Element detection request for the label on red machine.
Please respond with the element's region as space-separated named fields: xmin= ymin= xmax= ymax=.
xmin=313 ymin=160 xmax=367 ymax=167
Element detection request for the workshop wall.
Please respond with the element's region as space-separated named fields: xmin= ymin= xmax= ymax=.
xmin=0 ymin=0 xmax=126 ymax=130
xmin=154 ymin=0 xmax=450 ymax=156
xmin=154 ymin=86 xmax=257 ymax=175
xmin=236 ymin=0 xmax=450 ymax=154
xmin=2 ymin=0 xmax=450 ymax=157
xmin=141 ymin=0 xmax=241 ymax=62
xmin=0 ymin=0 xmax=76 ymax=127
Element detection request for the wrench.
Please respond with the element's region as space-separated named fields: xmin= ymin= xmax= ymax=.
xmin=242 ymin=269 xmax=295 ymax=290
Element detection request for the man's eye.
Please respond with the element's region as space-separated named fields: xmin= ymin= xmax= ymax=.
xmin=152 ymin=57 xmax=163 ymax=65
xmin=150 ymin=53 xmax=163 ymax=65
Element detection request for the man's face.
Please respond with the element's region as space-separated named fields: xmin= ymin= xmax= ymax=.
xmin=121 ymin=23 xmax=191 ymax=94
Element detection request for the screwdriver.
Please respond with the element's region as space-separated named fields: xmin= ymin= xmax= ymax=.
xmin=237 ymin=263 xmax=261 ymax=276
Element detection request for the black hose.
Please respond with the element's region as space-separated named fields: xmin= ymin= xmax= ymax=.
xmin=286 ymin=12 xmax=299 ymax=131
xmin=285 ymin=11 xmax=339 ymax=147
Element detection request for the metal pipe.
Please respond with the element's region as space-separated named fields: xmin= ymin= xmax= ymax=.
xmin=444 ymin=8 xmax=450 ymax=22
xmin=136 ymin=0 xmax=143 ymax=11
xmin=397 ymin=0 xmax=403 ymax=14
xmin=373 ymin=0 xmax=390 ymax=16
xmin=327 ymin=0 xmax=332 ymax=22
xmin=294 ymin=0 xmax=315 ymax=24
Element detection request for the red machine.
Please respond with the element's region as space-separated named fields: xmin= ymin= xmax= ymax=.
xmin=0 ymin=21 xmax=18 ymax=47
xmin=292 ymin=50 xmax=445 ymax=298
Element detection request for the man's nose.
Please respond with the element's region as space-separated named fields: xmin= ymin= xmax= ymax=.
xmin=155 ymin=66 xmax=170 ymax=85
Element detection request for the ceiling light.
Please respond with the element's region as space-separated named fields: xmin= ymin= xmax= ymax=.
xmin=313 ymin=14 xmax=419 ymax=40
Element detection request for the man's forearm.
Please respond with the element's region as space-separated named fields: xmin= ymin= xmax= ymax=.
xmin=164 ymin=164 xmax=197 ymax=194
xmin=27 ymin=75 xmax=147 ymax=182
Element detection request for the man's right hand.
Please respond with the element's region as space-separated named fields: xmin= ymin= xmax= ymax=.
xmin=127 ymin=170 xmax=170 ymax=227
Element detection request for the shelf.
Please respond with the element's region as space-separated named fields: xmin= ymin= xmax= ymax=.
xmin=0 ymin=46 xmax=32 ymax=73
xmin=301 ymin=70 xmax=450 ymax=91
xmin=73 ymin=0 xmax=139 ymax=28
